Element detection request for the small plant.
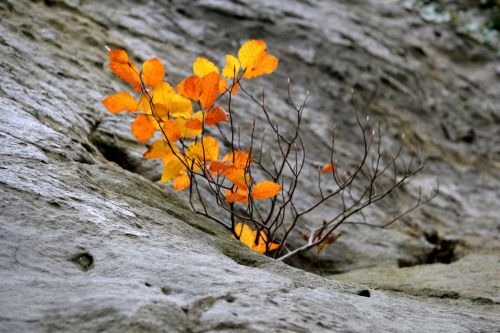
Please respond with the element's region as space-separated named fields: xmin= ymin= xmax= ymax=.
xmin=102 ymin=40 xmax=437 ymax=260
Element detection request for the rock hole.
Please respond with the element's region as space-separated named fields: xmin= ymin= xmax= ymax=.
xmin=70 ymin=252 xmax=94 ymax=272
xmin=144 ymin=282 xmax=152 ymax=287
xmin=356 ymin=289 xmax=371 ymax=297
xmin=90 ymin=132 xmax=138 ymax=173
xmin=161 ymin=287 xmax=171 ymax=295
xmin=225 ymin=294 xmax=236 ymax=303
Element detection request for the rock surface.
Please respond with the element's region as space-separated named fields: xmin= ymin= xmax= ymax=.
xmin=1 ymin=0 xmax=499 ymax=332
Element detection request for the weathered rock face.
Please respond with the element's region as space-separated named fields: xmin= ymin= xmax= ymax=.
xmin=1 ymin=0 xmax=499 ymax=332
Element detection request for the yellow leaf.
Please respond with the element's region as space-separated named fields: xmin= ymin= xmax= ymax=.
xmin=143 ymin=140 xmax=178 ymax=159
xmin=188 ymin=136 xmax=219 ymax=163
xmin=234 ymin=223 xmax=255 ymax=248
xmin=131 ymin=114 xmax=156 ymax=143
xmin=102 ymin=92 xmax=137 ymax=114
xmin=141 ymin=58 xmax=165 ymax=87
xmin=160 ymin=157 xmax=185 ymax=183
xmin=252 ymin=181 xmax=281 ymax=200
xmin=168 ymin=94 xmax=193 ymax=118
xmin=193 ymin=57 xmax=219 ymax=78
xmin=222 ymin=54 xmax=240 ymax=79
xmin=237 ymin=40 xmax=278 ymax=79
xmin=238 ymin=40 xmax=267 ymax=69
xmin=233 ymin=223 xmax=280 ymax=254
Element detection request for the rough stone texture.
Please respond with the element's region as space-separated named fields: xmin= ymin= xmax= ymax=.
xmin=1 ymin=0 xmax=500 ymax=332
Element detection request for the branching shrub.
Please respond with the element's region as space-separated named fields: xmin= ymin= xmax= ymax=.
xmin=102 ymin=40 xmax=437 ymax=260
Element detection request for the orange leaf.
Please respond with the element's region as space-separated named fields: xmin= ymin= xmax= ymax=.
xmin=108 ymin=50 xmax=141 ymax=88
xmin=162 ymin=119 xmax=182 ymax=142
xmin=223 ymin=150 xmax=251 ymax=169
xmin=209 ymin=160 xmax=234 ymax=174
xmin=243 ymin=54 xmax=278 ymax=79
xmin=316 ymin=234 xmax=340 ymax=254
xmin=226 ymin=168 xmax=250 ymax=190
xmin=141 ymin=58 xmax=165 ymax=87
xmin=218 ymin=79 xmax=228 ymax=94
xmin=230 ymin=81 xmax=240 ymax=96
xmin=320 ymin=162 xmax=336 ymax=174
xmin=205 ymin=106 xmax=229 ymax=126
xmin=131 ymin=114 xmax=156 ymax=143
xmin=175 ymin=111 xmax=203 ymax=139
xmin=185 ymin=118 xmax=202 ymax=130
xmin=173 ymin=174 xmax=191 ymax=191
xmin=177 ymin=75 xmax=202 ymax=101
xmin=200 ymin=72 xmax=220 ymax=110
xmin=252 ymin=181 xmax=281 ymax=200
xmin=102 ymin=92 xmax=137 ymax=114
xmin=225 ymin=188 xmax=249 ymax=203
xmin=143 ymin=140 xmax=178 ymax=159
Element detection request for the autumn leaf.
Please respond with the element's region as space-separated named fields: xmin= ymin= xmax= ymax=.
xmin=225 ymin=168 xmax=251 ymax=189
xmin=199 ymin=72 xmax=220 ymax=110
xmin=222 ymin=54 xmax=240 ymax=79
xmin=185 ymin=118 xmax=202 ymax=130
xmin=218 ymin=79 xmax=228 ymax=94
xmin=230 ymin=82 xmax=240 ymax=95
xmin=162 ymin=119 xmax=182 ymax=142
xmin=223 ymin=150 xmax=251 ymax=169
xmin=233 ymin=223 xmax=280 ymax=254
xmin=209 ymin=160 xmax=234 ymax=174
xmin=252 ymin=181 xmax=281 ymax=200
xmin=237 ymin=40 xmax=278 ymax=79
xmin=177 ymin=75 xmax=202 ymax=101
xmin=160 ymin=156 xmax=185 ymax=183
xmin=187 ymin=136 xmax=220 ymax=165
xmin=141 ymin=58 xmax=165 ymax=87
xmin=225 ymin=188 xmax=249 ymax=203
xmin=143 ymin=140 xmax=178 ymax=159
xmin=205 ymin=106 xmax=229 ymax=126
xmin=102 ymin=92 xmax=137 ymax=114
xmin=174 ymin=111 xmax=203 ymax=139
xmin=164 ymin=94 xmax=192 ymax=119
xmin=316 ymin=234 xmax=340 ymax=254
xmin=173 ymin=174 xmax=191 ymax=191
xmin=193 ymin=57 xmax=219 ymax=77
xmin=108 ymin=50 xmax=141 ymax=88
xmin=320 ymin=162 xmax=336 ymax=174
xmin=233 ymin=223 xmax=255 ymax=247
xmin=131 ymin=114 xmax=156 ymax=143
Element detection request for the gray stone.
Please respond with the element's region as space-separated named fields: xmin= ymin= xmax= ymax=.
xmin=1 ymin=0 xmax=500 ymax=332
